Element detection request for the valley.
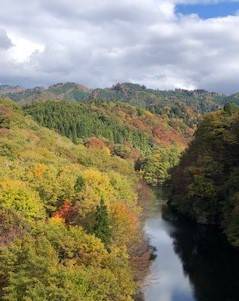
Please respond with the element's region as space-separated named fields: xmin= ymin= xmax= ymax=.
xmin=0 ymin=83 xmax=239 ymax=300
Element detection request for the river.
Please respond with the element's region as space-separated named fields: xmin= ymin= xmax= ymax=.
xmin=141 ymin=195 xmax=239 ymax=301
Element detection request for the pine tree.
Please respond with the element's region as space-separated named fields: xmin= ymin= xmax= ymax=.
xmin=74 ymin=176 xmax=85 ymax=192
xmin=93 ymin=198 xmax=111 ymax=246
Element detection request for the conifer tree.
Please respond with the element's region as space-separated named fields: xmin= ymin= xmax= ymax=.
xmin=93 ymin=198 xmax=111 ymax=246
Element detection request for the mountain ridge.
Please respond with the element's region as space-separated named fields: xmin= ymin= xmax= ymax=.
xmin=0 ymin=82 xmax=228 ymax=102
xmin=2 ymin=81 xmax=235 ymax=129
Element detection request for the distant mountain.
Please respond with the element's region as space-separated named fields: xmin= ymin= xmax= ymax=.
xmin=1 ymin=82 xmax=237 ymax=128
xmin=0 ymin=82 xmax=227 ymax=105
xmin=90 ymin=83 xmax=228 ymax=128
xmin=0 ymin=84 xmax=25 ymax=94
xmin=1 ymin=82 xmax=90 ymax=103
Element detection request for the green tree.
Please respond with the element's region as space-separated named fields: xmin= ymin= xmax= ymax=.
xmin=0 ymin=180 xmax=45 ymax=220
xmin=142 ymin=146 xmax=181 ymax=186
xmin=74 ymin=175 xmax=85 ymax=192
xmin=93 ymin=198 xmax=112 ymax=246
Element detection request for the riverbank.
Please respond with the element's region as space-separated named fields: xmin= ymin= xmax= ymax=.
xmin=131 ymin=239 xmax=152 ymax=301
xmin=131 ymin=181 xmax=161 ymax=301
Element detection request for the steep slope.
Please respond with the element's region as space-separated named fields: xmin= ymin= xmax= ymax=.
xmin=24 ymin=100 xmax=189 ymax=187
xmin=24 ymin=100 xmax=189 ymax=155
xmin=0 ymin=98 xmax=143 ymax=300
xmin=168 ymin=103 xmax=239 ymax=247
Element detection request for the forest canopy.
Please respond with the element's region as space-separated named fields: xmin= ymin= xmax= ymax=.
xmin=0 ymin=98 xmax=142 ymax=300
xmin=168 ymin=103 xmax=239 ymax=247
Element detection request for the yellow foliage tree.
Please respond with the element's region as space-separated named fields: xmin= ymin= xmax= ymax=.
xmin=0 ymin=180 xmax=45 ymax=220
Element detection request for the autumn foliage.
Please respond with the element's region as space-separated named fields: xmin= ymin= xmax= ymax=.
xmin=0 ymin=99 xmax=140 ymax=300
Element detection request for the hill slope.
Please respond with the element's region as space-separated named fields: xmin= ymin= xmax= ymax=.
xmin=24 ymin=100 xmax=189 ymax=153
xmin=0 ymin=98 xmax=144 ymax=300
xmin=168 ymin=103 xmax=239 ymax=247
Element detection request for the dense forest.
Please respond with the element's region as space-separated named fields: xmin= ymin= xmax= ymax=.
xmin=0 ymin=95 xmax=187 ymax=300
xmin=2 ymin=81 xmax=239 ymax=300
xmin=168 ymin=103 xmax=239 ymax=247
xmin=24 ymin=101 xmax=154 ymax=155
xmin=23 ymin=100 xmax=191 ymax=146
xmin=24 ymin=100 xmax=185 ymax=185
xmin=0 ymin=98 xmax=145 ymax=300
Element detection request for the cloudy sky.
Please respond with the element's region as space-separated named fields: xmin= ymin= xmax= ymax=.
xmin=0 ymin=0 xmax=239 ymax=93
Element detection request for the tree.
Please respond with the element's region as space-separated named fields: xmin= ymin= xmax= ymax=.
xmin=0 ymin=180 xmax=46 ymax=220
xmin=74 ymin=175 xmax=85 ymax=192
xmin=0 ymin=112 xmax=10 ymax=129
xmin=93 ymin=198 xmax=112 ymax=246
xmin=223 ymin=102 xmax=238 ymax=115
xmin=142 ymin=146 xmax=181 ymax=186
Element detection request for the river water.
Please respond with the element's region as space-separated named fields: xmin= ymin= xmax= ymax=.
xmin=142 ymin=197 xmax=239 ymax=301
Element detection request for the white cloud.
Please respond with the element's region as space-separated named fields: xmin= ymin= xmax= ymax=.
xmin=7 ymin=33 xmax=44 ymax=63
xmin=0 ymin=0 xmax=238 ymax=93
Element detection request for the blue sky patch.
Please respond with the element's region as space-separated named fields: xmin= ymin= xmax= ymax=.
xmin=176 ymin=2 xmax=239 ymax=19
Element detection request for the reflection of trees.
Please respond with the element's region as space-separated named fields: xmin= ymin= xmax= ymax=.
xmin=162 ymin=209 xmax=239 ymax=301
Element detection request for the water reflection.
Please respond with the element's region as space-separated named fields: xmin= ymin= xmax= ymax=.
xmin=165 ymin=211 xmax=239 ymax=301
xmin=143 ymin=204 xmax=239 ymax=301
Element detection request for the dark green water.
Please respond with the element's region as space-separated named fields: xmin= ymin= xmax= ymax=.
xmin=142 ymin=199 xmax=239 ymax=301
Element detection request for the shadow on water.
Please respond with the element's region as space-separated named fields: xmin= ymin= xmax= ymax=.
xmin=163 ymin=208 xmax=239 ymax=301
xmin=142 ymin=193 xmax=239 ymax=301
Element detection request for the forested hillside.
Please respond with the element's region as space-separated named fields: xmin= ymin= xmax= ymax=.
xmin=168 ymin=104 xmax=239 ymax=247
xmin=2 ymin=82 xmax=239 ymax=298
xmin=0 ymin=98 xmax=144 ymax=300
xmin=91 ymin=83 xmax=226 ymax=128
xmin=0 ymin=87 xmax=192 ymax=300
xmin=24 ymin=101 xmax=188 ymax=149
xmin=1 ymin=82 xmax=233 ymax=129
xmin=24 ymin=100 xmax=186 ymax=186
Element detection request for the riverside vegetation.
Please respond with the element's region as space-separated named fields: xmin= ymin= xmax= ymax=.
xmin=0 ymin=96 xmax=184 ymax=300
xmin=0 ymin=99 xmax=140 ymax=300
xmin=168 ymin=103 xmax=239 ymax=247
xmin=1 ymin=82 xmax=239 ymax=300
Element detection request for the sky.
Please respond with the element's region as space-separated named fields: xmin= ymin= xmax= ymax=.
xmin=0 ymin=0 xmax=239 ymax=93
xmin=176 ymin=2 xmax=239 ymax=18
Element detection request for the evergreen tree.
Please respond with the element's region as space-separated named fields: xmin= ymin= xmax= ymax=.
xmin=93 ymin=198 xmax=112 ymax=246
xmin=74 ymin=176 xmax=85 ymax=192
